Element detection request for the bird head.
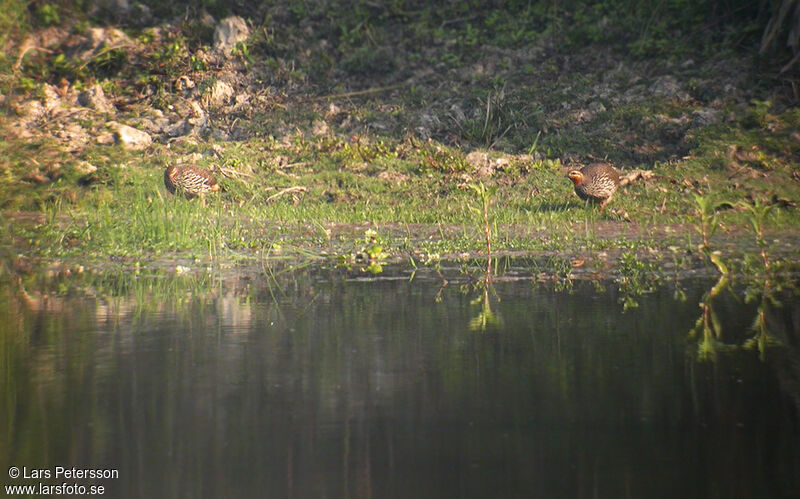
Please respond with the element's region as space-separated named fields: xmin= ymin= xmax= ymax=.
xmin=165 ymin=164 xmax=178 ymax=181
xmin=567 ymin=170 xmax=584 ymax=186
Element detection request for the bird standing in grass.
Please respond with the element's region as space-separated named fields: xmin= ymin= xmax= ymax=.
xmin=164 ymin=164 xmax=220 ymax=204
xmin=567 ymin=163 xmax=620 ymax=210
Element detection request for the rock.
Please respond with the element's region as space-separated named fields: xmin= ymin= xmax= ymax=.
xmin=110 ymin=123 xmax=151 ymax=149
xmin=96 ymin=132 xmax=115 ymax=145
xmin=78 ymin=84 xmax=115 ymax=113
xmin=80 ymin=27 xmax=131 ymax=59
xmin=213 ymin=16 xmax=249 ymax=55
xmin=325 ymin=103 xmax=344 ymax=120
xmin=588 ymin=101 xmax=606 ymax=113
xmin=42 ymin=84 xmax=62 ymax=111
xmin=691 ymin=108 xmax=722 ymax=127
xmin=466 ymin=150 xmax=490 ymax=169
xmin=175 ymin=76 xmax=195 ymax=94
xmin=129 ymin=2 xmax=152 ymax=25
xmin=416 ymin=112 xmax=441 ymax=139
xmin=180 ymin=153 xmax=205 ymax=164
xmin=199 ymin=10 xmax=216 ymax=28
xmin=15 ymin=99 xmax=45 ymax=118
xmin=187 ymin=101 xmax=207 ymax=128
xmin=91 ymin=0 xmax=130 ymax=16
xmin=466 ymin=151 xmax=497 ymax=178
xmin=201 ymin=80 xmax=235 ymax=108
xmin=73 ymin=161 xmax=98 ymax=175
xmin=311 ymin=119 xmax=329 ymax=136
xmin=56 ymin=122 xmax=92 ymax=152
xmin=165 ymin=121 xmax=190 ymax=138
xmin=649 ymin=75 xmax=688 ymax=100
xmin=210 ymin=128 xmax=231 ymax=141
xmin=620 ymin=83 xmax=646 ymax=104
xmin=234 ymin=93 xmax=250 ymax=106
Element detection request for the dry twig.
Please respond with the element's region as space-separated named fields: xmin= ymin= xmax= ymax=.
xmin=266 ymin=186 xmax=307 ymax=202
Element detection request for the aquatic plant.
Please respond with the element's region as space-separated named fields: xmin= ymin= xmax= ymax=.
xmin=615 ymin=252 xmax=661 ymax=310
xmin=466 ymin=260 xmax=502 ymax=332
xmin=740 ymin=199 xmax=775 ymax=276
xmin=688 ymin=273 xmax=730 ymax=361
xmin=692 ymin=194 xmax=731 ymax=275
xmin=467 ymin=181 xmax=498 ymax=277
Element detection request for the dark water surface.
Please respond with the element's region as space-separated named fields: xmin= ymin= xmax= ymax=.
xmin=1 ymin=264 xmax=799 ymax=498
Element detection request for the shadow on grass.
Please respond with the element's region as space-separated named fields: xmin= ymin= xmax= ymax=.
xmin=529 ymin=201 xmax=582 ymax=213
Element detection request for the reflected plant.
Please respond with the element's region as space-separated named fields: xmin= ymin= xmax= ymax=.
xmin=739 ymin=199 xmax=782 ymax=360
xmin=743 ymin=295 xmax=782 ymax=361
xmin=615 ymin=253 xmax=660 ymax=310
xmin=689 ymin=199 xmax=790 ymax=362
xmin=467 ymin=261 xmax=501 ymax=332
xmin=669 ymin=246 xmax=689 ymax=302
xmin=688 ymin=272 xmax=730 ymax=361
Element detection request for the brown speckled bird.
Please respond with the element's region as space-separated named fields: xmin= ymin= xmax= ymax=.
xmin=567 ymin=163 xmax=620 ymax=210
xmin=164 ymin=164 xmax=220 ymax=202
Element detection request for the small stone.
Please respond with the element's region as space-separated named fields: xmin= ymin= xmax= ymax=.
xmin=165 ymin=121 xmax=190 ymax=138
xmin=466 ymin=150 xmax=490 ymax=170
xmin=15 ymin=100 xmax=44 ymax=118
xmin=326 ymin=102 xmax=343 ymax=120
xmin=78 ymin=84 xmax=115 ymax=113
xmin=73 ymin=161 xmax=97 ymax=175
xmin=494 ymin=157 xmax=510 ymax=169
xmin=187 ymin=101 xmax=207 ymax=127
xmin=201 ymin=80 xmax=234 ymax=108
xmin=80 ymin=27 xmax=131 ymax=61
xmin=175 ymin=76 xmax=195 ymax=93
xmin=130 ymin=2 xmax=152 ymax=25
xmin=42 ymin=84 xmax=62 ymax=111
xmin=311 ymin=120 xmax=329 ymax=136
xmin=96 ymin=132 xmax=114 ymax=145
xmin=213 ymin=16 xmax=250 ymax=55
xmin=649 ymin=75 xmax=687 ymax=100
xmin=588 ymin=101 xmax=606 ymax=113
xmin=691 ymin=108 xmax=722 ymax=127
xmin=110 ymin=123 xmax=152 ymax=149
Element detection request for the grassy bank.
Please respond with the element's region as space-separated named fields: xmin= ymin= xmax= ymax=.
xmin=1 ymin=0 xmax=799 ymax=269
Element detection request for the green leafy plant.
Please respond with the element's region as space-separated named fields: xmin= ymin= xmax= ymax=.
xmin=36 ymin=3 xmax=60 ymax=26
xmin=692 ymin=194 xmax=731 ymax=275
xmin=467 ymin=181 xmax=498 ymax=277
xmin=740 ymin=199 xmax=775 ymax=275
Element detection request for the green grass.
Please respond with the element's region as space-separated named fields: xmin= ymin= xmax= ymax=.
xmin=1 ymin=0 xmax=799 ymax=268
xmin=2 ymin=105 xmax=798 ymax=263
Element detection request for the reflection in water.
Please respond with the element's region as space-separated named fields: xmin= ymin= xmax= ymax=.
xmin=468 ymin=260 xmax=501 ymax=332
xmin=1 ymin=264 xmax=799 ymax=498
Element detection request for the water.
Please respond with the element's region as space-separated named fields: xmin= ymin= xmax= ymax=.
xmin=1 ymin=263 xmax=799 ymax=498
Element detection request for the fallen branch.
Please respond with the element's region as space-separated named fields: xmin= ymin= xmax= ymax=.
xmin=75 ymin=42 xmax=134 ymax=71
xmin=619 ymin=169 xmax=656 ymax=187
xmin=216 ymin=166 xmax=254 ymax=179
xmin=306 ymin=83 xmax=408 ymax=102
xmin=15 ymin=44 xmax=54 ymax=70
xmin=266 ymin=186 xmax=307 ymax=202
